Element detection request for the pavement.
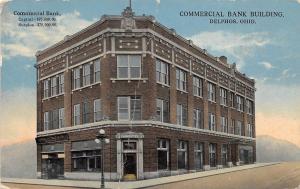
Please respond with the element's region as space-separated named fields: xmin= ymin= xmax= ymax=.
xmin=0 ymin=162 xmax=279 ymax=189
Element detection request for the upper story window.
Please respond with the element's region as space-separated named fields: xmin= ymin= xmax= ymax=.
xmin=156 ymin=59 xmax=169 ymax=85
xmin=246 ymin=99 xmax=253 ymax=115
xmin=94 ymin=99 xmax=102 ymax=122
xmin=156 ymin=99 xmax=169 ymax=123
xmin=117 ymin=55 xmax=141 ymax=79
xmin=230 ymin=92 xmax=235 ymax=107
xmin=94 ymin=59 xmax=101 ymax=83
xmin=220 ymin=87 xmax=227 ymax=106
xmin=51 ymin=77 xmax=57 ymax=96
xmin=193 ymin=76 xmax=203 ymax=97
xmin=231 ymin=119 xmax=235 ymax=134
xmin=193 ymin=109 xmax=202 ymax=129
xmin=247 ymin=123 xmax=253 ymax=137
xmin=157 ymin=139 xmax=169 ymax=170
xmin=44 ymin=112 xmax=49 ymax=131
xmin=117 ymin=96 xmax=141 ymax=121
xmin=83 ymin=64 xmax=91 ymax=86
xmin=59 ymin=108 xmax=65 ymax=128
xmin=73 ymin=67 xmax=81 ymax=89
xmin=82 ymin=101 xmax=90 ymax=124
xmin=209 ymin=112 xmax=216 ymax=131
xmin=176 ymin=104 xmax=187 ymax=126
xmin=176 ymin=68 xmax=187 ymax=92
xmin=74 ymin=104 xmax=81 ymax=125
xmin=220 ymin=116 xmax=228 ymax=133
xmin=236 ymin=95 xmax=244 ymax=112
xmin=58 ymin=74 xmax=64 ymax=94
xmin=43 ymin=80 xmax=49 ymax=98
xmin=207 ymin=82 xmax=216 ymax=102
xmin=236 ymin=120 xmax=242 ymax=135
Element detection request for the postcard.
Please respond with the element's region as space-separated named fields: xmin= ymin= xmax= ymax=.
xmin=0 ymin=0 xmax=299 ymax=189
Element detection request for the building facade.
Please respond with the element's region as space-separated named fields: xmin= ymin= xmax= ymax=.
xmin=35 ymin=7 xmax=256 ymax=181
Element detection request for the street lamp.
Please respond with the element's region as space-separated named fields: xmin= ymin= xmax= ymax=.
xmin=95 ymin=129 xmax=110 ymax=189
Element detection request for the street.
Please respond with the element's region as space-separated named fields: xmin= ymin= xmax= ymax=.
xmin=146 ymin=161 xmax=300 ymax=189
xmin=2 ymin=162 xmax=300 ymax=189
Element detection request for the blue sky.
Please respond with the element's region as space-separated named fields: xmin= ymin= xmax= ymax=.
xmin=0 ymin=0 xmax=299 ymax=146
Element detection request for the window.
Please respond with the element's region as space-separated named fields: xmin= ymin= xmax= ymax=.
xmin=193 ymin=76 xmax=203 ymax=97
xmin=157 ymin=139 xmax=169 ymax=170
xmin=156 ymin=59 xmax=169 ymax=85
xmin=51 ymin=77 xmax=57 ymax=96
xmin=117 ymin=96 xmax=141 ymax=121
xmin=83 ymin=101 xmax=90 ymax=124
xmin=94 ymin=99 xmax=102 ymax=122
xmin=193 ymin=109 xmax=202 ymax=129
xmin=43 ymin=80 xmax=49 ymax=98
xmin=220 ymin=88 xmax=227 ymax=106
xmin=59 ymin=108 xmax=64 ymax=128
xmin=221 ymin=116 xmax=228 ymax=133
xmin=221 ymin=144 xmax=228 ymax=166
xmin=73 ymin=67 xmax=81 ymax=89
xmin=236 ymin=121 xmax=242 ymax=135
xmin=231 ymin=119 xmax=235 ymax=134
xmin=230 ymin=92 xmax=235 ymax=107
xmin=156 ymin=99 xmax=169 ymax=123
xmin=83 ymin=64 xmax=91 ymax=86
xmin=247 ymin=123 xmax=253 ymax=137
xmin=44 ymin=112 xmax=49 ymax=130
xmin=246 ymin=100 xmax=253 ymax=114
xmin=52 ymin=109 xmax=59 ymax=129
xmin=177 ymin=140 xmax=188 ymax=169
xmin=94 ymin=59 xmax=101 ymax=83
xmin=208 ymin=82 xmax=216 ymax=102
xmin=58 ymin=74 xmax=64 ymax=94
xmin=176 ymin=104 xmax=187 ymax=126
xmin=209 ymin=144 xmax=217 ymax=167
xmin=209 ymin=113 xmax=216 ymax=131
xmin=72 ymin=150 xmax=101 ymax=172
xmin=237 ymin=95 xmax=244 ymax=112
xmin=194 ymin=142 xmax=204 ymax=170
xmin=117 ymin=55 xmax=141 ymax=79
xmin=176 ymin=68 xmax=187 ymax=91
xmin=74 ymin=104 xmax=80 ymax=125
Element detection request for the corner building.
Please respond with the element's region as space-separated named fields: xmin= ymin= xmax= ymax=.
xmin=35 ymin=7 xmax=256 ymax=181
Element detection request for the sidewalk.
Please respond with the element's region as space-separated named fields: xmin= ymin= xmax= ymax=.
xmin=1 ymin=163 xmax=279 ymax=189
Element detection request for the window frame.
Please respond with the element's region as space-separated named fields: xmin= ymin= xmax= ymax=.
xmin=209 ymin=113 xmax=216 ymax=131
xmin=177 ymin=140 xmax=188 ymax=170
xmin=94 ymin=59 xmax=101 ymax=83
xmin=73 ymin=104 xmax=81 ymax=125
xmin=83 ymin=64 xmax=91 ymax=87
xmin=156 ymin=59 xmax=169 ymax=85
xmin=51 ymin=76 xmax=57 ymax=96
xmin=117 ymin=55 xmax=142 ymax=79
xmin=220 ymin=87 xmax=227 ymax=106
xmin=58 ymin=108 xmax=64 ymax=128
xmin=73 ymin=67 xmax=81 ymax=89
xmin=207 ymin=82 xmax=216 ymax=102
xmin=44 ymin=112 xmax=49 ymax=131
xmin=176 ymin=68 xmax=187 ymax=92
xmin=94 ymin=99 xmax=102 ymax=122
xmin=193 ymin=76 xmax=203 ymax=97
xmin=157 ymin=139 xmax=170 ymax=170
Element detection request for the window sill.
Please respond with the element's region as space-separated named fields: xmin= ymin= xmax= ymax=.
xmin=194 ymin=95 xmax=203 ymax=99
xmin=72 ymin=82 xmax=101 ymax=92
xmin=208 ymin=100 xmax=216 ymax=104
xmin=110 ymin=78 xmax=148 ymax=83
xmin=176 ymin=89 xmax=188 ymax=94
xmin=157 ymin=82 xmax=170 ymax=88
xmin=42 ymin=93 xmax=64 ymax=101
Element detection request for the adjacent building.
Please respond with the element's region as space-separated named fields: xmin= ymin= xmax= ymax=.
xmin=35 ymin=6 xmax=256 ymax=181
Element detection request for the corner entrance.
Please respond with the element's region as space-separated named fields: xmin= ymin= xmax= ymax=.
xmin=41 ymin=154 xmax=64 ymax=179
xmin=116 ymin=131 xmax=144 ymax=180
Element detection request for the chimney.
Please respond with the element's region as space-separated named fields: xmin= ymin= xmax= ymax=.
xmin=219 ymin=56 xmax=227 ymax=64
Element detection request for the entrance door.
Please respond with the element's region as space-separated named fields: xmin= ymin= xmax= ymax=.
xmin=46 ymin=158 xmax=64 ymax=179
xmin=123 ymin=153 xmax=137 ymax=175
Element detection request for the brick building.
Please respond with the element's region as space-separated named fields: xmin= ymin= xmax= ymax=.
xmin=35 ymin=6 xmax=256 ymax=181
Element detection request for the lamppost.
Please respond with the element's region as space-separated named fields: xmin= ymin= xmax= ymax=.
xmin=95 ymin=129 xmax=110 ymax=189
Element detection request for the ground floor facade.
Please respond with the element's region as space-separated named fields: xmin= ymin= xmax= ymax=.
xmin=36 ymin=123 xmax=256 ymax=181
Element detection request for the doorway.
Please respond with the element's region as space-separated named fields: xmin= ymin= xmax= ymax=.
xmin=123 ymin=153 xmax=137 ymax=176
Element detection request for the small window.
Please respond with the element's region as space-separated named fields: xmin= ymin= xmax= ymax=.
xmin=43 ymin=80 xmax=49 ymax=98
xmin=209 ymin=143 xmax=217 ymax=167
xmin=221 ymin=116 xmax=228 ymax=133
xmin=193 ymin=109 xmax=202 ymax=129
xmin=177 ymin=140 xmax=188 ymax=169
xmin=44 ymin=112 xmax=49 ymax=130
xmin=94 ymin=59 xmax=101 ymax=83
xmin=156 ymin=99 xmax=169 ymax=123
xmin=209 ymin=113 xmax=216 ymax=131
xmin=59 ymin=108 xmax=64 ymax=128
xmin=177 ymin=104 xmax=187 ymax=126
xmin=220 ymin=88 xmax=227 ymax=106
xmin=58 ymin=74 xmax=64 ymax=94
xmin=157 ymin=139 xmax=169 ymax=170
xmin=208 ymin=82 xmax=216 ymax=102
xmin=156 ymin=59 xmax=169 ymax=85
xmin=176 ymin=69 xmax=187 ymax=91
xmin=74 ymin=104 xmax=80 ymax=125
xmin=94 ymin=99 xmax=102 ymax=122
xmin=83 ymin=64 xmax=91 ymax=86
xmin=73 ymin=68 xmax=81 ymax=89
xmin=193 ymin=76 xmax=203 ymax=97
xmin=117 ymin=96 xmax=141 ymax=121
xmin=51 ymin=77 xmax=57 ymax=96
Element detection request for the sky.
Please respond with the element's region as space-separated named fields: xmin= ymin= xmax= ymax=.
xmin=0 ymin=0 xmax=299 ymax=147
